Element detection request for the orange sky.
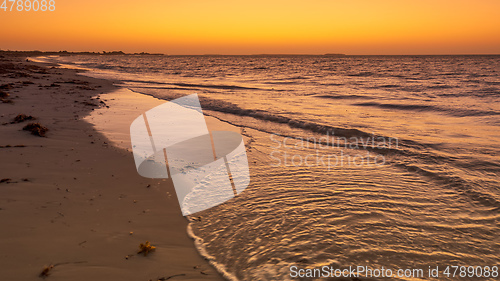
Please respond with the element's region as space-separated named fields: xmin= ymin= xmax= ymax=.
xmin=1 ymin=0 xmax=499 ymax=55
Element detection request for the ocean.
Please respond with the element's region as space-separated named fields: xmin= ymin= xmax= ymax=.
xmin=39 ymin=55 xmax=499 ymax=280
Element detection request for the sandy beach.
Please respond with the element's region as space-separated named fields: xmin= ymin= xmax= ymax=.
xmin=0 ymin=55 xmax=224 ymax=281
xmin=2 ymin=0 xmax=499 ymax=279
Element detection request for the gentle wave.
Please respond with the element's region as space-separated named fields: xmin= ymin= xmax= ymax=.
xmin=314 ymin=93 xmax=372 ymax=100
xmin=353 ymin=101 xmax=500 ymax=117
xmin=120 ymin=79 xmax=264 ymax=91
xmin=129 ymin=88 xmax=376 ymax=139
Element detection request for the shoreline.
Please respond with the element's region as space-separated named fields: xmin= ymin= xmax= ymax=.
xmin=0 ymin=56 xmax=224 ymax=280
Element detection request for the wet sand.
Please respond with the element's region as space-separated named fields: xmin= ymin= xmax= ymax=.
xmin=0 ymin=55 xmax=223 ymax=281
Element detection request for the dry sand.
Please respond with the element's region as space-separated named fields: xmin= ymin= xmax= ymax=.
xmin=0 ymin=56 xmax=224 ymax=281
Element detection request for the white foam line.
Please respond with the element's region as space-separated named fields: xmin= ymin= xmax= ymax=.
xmin=186 ymin=222 xmax=240 ymax=281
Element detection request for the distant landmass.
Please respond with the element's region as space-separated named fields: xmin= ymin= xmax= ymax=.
xmin=0 ymin=51 xmax=350 ymax=57
xmin=0 ymin=50 xmax=165 ymax=56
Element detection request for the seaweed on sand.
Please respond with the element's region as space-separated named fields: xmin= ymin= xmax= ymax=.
xmin=138 ymin=241 xmax=156 ymax=256
xmin=39 ymin=265 xmax=54 ymax=278
xmin=23 ymin=123 xmax=49 ymax=137
xmin=13 ymin=114 xmax=36 ymax=123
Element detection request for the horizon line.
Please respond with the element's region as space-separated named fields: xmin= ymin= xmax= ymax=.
xmin=1 ymin=50 xmax=500 ymax=56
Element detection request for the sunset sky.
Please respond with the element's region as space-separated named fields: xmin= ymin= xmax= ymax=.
xmin=1 ymin=0 xmax=499 ymax=55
